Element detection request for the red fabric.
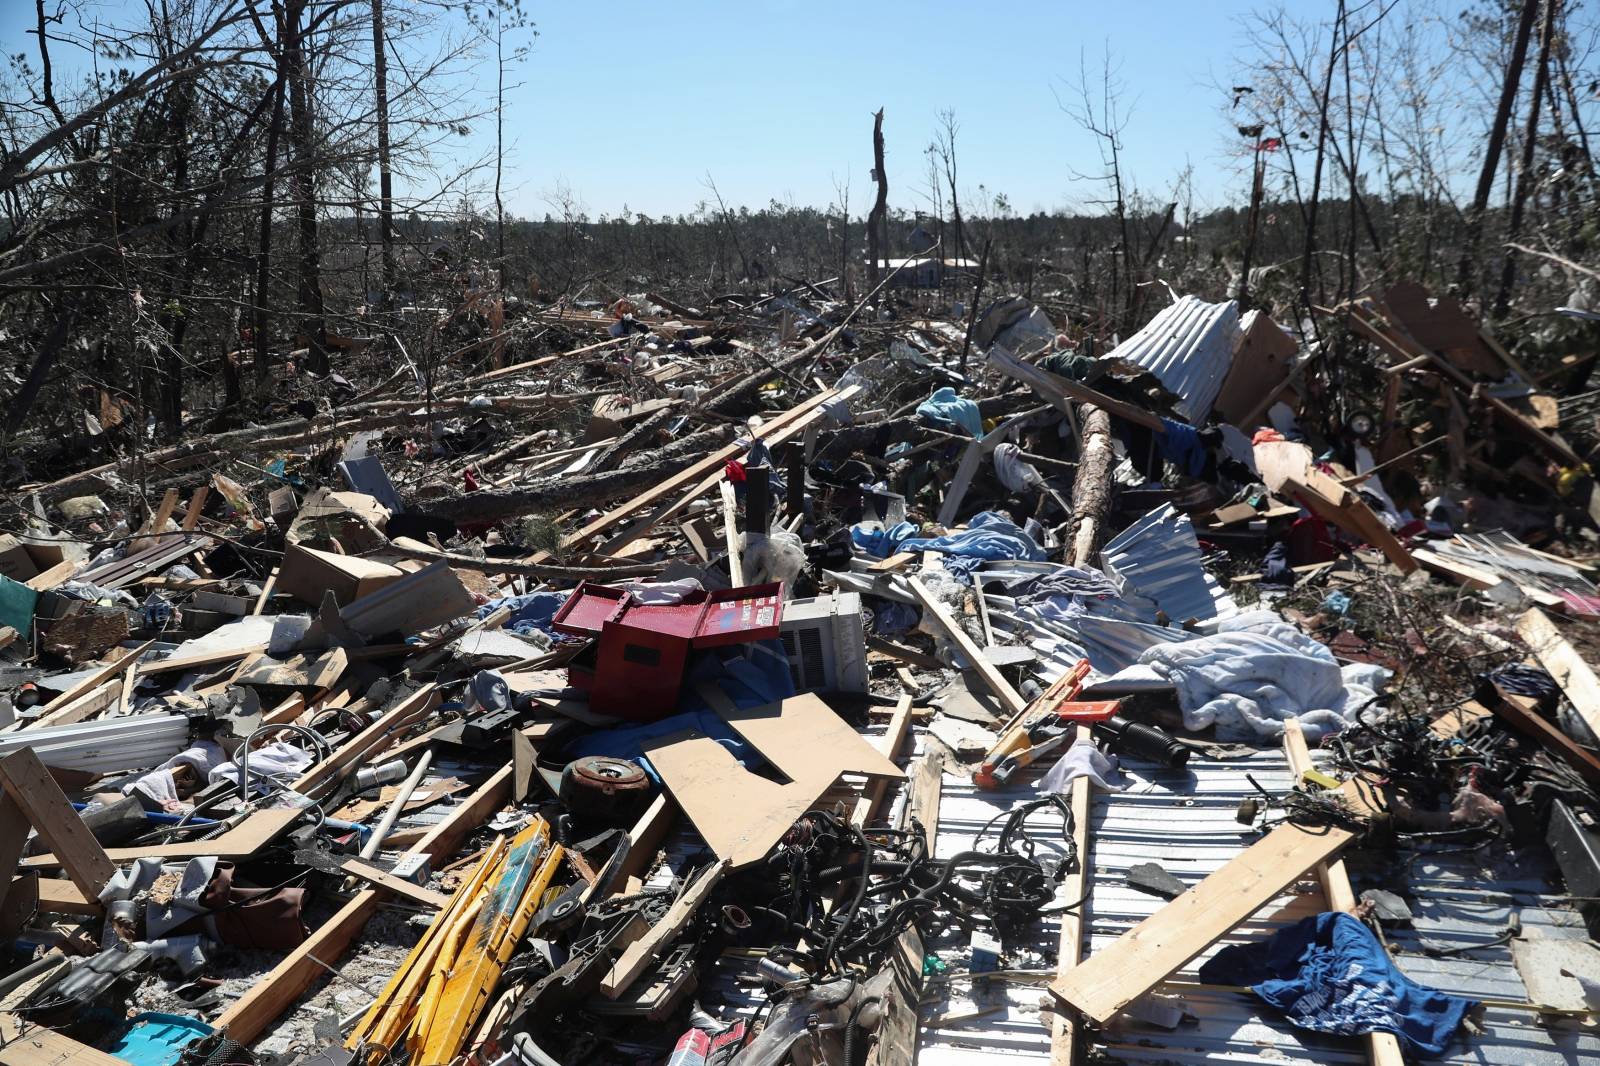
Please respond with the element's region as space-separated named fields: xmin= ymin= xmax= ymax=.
xmin=1286 ymin=516 xmax=1338 ymax=566
xmin=724 ymin=460 xmax=746 ymax=483
xmin=1252 ymin=428 xmax=1286 ymax=445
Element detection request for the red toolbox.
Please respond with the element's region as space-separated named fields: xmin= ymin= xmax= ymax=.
xmin=552 ymin=582 xmax=784 ymax=720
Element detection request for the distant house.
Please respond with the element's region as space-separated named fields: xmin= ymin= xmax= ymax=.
xmin=871 ymin=256 xmax=979 ymax=289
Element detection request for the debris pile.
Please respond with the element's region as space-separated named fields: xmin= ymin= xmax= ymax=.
xmin=3 ymin=279 xmax=1600 ymax=1066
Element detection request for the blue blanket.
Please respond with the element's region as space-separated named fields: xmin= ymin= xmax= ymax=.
xmin=1199 ymin=912 xmax=1474 ymax=1056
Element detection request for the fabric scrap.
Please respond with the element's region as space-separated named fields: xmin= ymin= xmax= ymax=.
xmin=1199 ymin=912 xmax=1474 ymax=1057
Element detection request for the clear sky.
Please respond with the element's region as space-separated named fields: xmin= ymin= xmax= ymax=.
xmin=0 ymin=0 xmax=1271 ymax=219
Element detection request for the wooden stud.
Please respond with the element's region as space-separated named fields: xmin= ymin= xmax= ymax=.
xmin=0 ymin=748 xmax=116 ymax=899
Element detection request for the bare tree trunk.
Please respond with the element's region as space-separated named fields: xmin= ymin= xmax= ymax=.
xmin=1494 ymin=0 xmax=1558 ymax=319
xmin=254 ymin=69 xmax=286 ymax=392
xmin=370 ymin=0 xmax=396 ymax=303
xmin=1299 ymin=1 xmax=1345 ymax=311
xmin=285 ymin=0 xmax=327 ymax=375
xmin=867 ymin=108 xmax=888 ymax=296
xmin=1457 ymin=0 xmax=1539 ymax=296
xmin=1240 ymin=153 xmax=1266 ymax=305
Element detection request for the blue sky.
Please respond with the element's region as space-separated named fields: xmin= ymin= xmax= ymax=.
xmin=1 ymin=0 xmax=1274 ymax=218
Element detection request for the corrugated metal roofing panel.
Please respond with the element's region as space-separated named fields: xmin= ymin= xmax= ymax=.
xmin=1100 ymin=504 xmax=1238 ymax=624
xmin=921 ymin=741 xmax=1600 ymax=1066
xmin=1103 ymin=295 xmax=1239 ymax=423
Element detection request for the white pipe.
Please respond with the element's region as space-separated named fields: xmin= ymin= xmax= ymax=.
xmin=359 ymin=750 xmax=432 ymax=859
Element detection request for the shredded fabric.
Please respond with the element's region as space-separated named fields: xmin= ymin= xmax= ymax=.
xmin=1199 ymin=912 xmax=1475 ymax=1057
xmin=1136 ymin=610 xmax=1389 ymax=742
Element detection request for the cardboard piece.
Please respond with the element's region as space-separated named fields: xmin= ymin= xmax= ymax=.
xmin=642 ymin=692 xmax=903 ymax=869
xmin=276 ymin=543 xmax=404 ymax=607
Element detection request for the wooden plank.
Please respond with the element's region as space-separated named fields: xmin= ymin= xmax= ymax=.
xmin=1516 ymin=608 xmax=1600 ymax=739
xmin=31 ymin=877 xmax=102 ymax=915
xmin=180 ymin=486 xmax=209 ymax=530
xmin=851 ymin=695 xmax=914 ymax=828
xmin=212 ymin=762 xmax=516 ymax=1044
xmin=937 ymin=440 xmax=985 ymax=529
xmin=587 ymin=384 xmax=863 ymax=558
xmin=559 ymin=386 xmax=855 ymax=555
xmin=1281 ymin=721 xmax=1406 ymax=1066
xmin=0 ymin=748 xmax=116 ymax=899
xmin=251 ymin=568 xmax=278 ymax=615
xmin=904 ymin=752 xmax=943 ymax=852
xmin=1050 ymin=778 xmax=1378 ymax=1025
xmin=719 ymin=479 xmax=744 ymax=585
xmin=29 ymin=681 xmax=119 ymax=730
xmin=22 ymin=807 xmax=303 ymax=869
xmin=23 ymin=560 xmax=77 ymax=591
xmin=133 ymin=642 xmax=266 ymax=677
xmin=907 ymin=577 xmax=1027 ymax=716
xmin=290 ymin=684 xmax=437 ymax=798
xmin=613 ymin=793 xmax=676 ymax=893
xmin=868 ymin=551 xmax=917 ymax=573
xmin=0 ymin=1029 xmax=132 ymax=1066
xmin=599 ymin=858 xmax=728 ymax=997
xmin=1482 ymin=690 xmax=1600 ymax=791
xmin=1050 ymin=726 xmax=1094 ymax=1066
xmin=32 ymin=641 xmax=152 ymax=718
xmin=874 ymin=735 xmax=945 ymax=1066
xmin=0 ymin=794 xmax=29 ymax=920
xmin=331 ymin=856 xmax=452 ymax=909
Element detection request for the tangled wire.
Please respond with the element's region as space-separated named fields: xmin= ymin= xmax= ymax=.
xmin=748 ymin=799 xmax=1074 ymax=980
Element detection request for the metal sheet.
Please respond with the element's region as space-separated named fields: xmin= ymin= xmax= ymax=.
xmin=1103 ymin=295 xmax=1239 ymax=423
xmin=1100 ymin=504 xmax=1238 ymax=625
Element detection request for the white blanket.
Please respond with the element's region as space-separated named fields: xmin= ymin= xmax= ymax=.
xmin=1137 ymin=611 xmax=1389 ymax=742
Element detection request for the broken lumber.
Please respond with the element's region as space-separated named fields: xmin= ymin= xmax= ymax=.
xmin=1050 ymin=778 xmax=1380 ymax=1025
xmin=1516 ymin=608 xmax=1600 ymax=739
xmin=599 ymin=858 xmax=728 ymax=997
xmin=1282 ymin=721 xmax=1406 ymax=1066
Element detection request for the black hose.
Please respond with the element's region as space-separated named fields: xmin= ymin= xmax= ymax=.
xmin=843 ymin=995 xmax=882 ymax=1065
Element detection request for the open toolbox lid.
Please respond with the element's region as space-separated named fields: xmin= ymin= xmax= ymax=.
xmin=550 ymin=580 xmax=784 ymax=645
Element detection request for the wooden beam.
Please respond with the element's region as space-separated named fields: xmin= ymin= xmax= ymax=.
xmin=1050 ymin=726 xmax=1094 ymax=1066
xmin=1050 ymin=778 xmax=1378 ymax=1025
xmin=0 ymin=748 xmax=115 ymax=899
xmin=290 ymin=684 xmax=437 ymax=798
xmin=1282 ymin=721 xmax=1405 ymax=1066
xmin=852 ymin=695 xmax=914 ymax=828
xmin=907 ymin=578 xmax=1027 ymax=716
xmin=328 ymin=855 xmax=452 ymax=910
xmin=213 ymin=762 xmax=515 ymax=1044
xmin=1481 ymin=689 xmax=1600 ymax=790
xmin=32 ymin=641 xmax=152 ymax=718
xmin=719 ymin=479 xmax=744 ymax=585
xmin=1516 ymin=608 xmax=1600 ymax=739
xmin=0 ymin=1029 xmax=132 ymax=1065
xmin=600 ymin=858 xmax=728 ymax=997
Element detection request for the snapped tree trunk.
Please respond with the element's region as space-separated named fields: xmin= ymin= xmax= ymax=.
xmin=867 ymin=108 xmax=888 ymax=295
xmin=1067 ymin=406 xmax=1114 ymax=568
xmin=254 ymin=67 xmax=286 ymax=392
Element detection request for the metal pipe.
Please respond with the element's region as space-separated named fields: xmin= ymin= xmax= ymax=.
xmin=359 ymin=750 xmax=432 ymax=859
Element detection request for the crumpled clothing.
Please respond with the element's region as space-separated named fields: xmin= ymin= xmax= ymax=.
xmin=851 ymin=521 xmax=919 ymax=559
xmin=1136 ymin=610 xmax=1389 ymax=742
xmin=614 ymin=579 xmax=703 ymax=605
xmin=1157 ymin=419 xmax=1207 ymax=478
xmin=917 ymin=387 xmax=983 ymax=437
xmin=1041 ymin=738 xmax=1129 ymax=794
xmin=210 ymin=741 xmax=314 ymax=794
xmin=898 ymin=511 xmax=1046 ymax=579
xmin=993 ymin=443 xmax=1045 ymax=492
xmin=1486 ymin=663 xmax=1558 ymax=701
xmin=1005 ymin=567 xmax=1126 ymax=624
xmin=123 ymin=740 xmax=226 ymax=811
xmin=478 ymin=590 xmax=567 ymax=637
xmin=1199 ymin=912 xmax=1474 ymax=1057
